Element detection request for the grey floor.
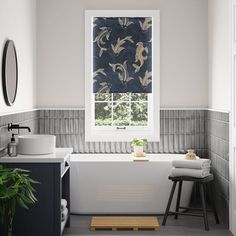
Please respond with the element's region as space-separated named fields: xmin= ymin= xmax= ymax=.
xmin=63 ymin=214 xmax=234 ymax=236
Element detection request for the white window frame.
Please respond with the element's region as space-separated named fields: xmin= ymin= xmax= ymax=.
xmin=85 ymin=10 xmax=160 ymax=142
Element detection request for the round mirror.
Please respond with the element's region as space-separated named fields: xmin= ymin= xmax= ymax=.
xmin=2 ymin=40 xmax=18 ymax=106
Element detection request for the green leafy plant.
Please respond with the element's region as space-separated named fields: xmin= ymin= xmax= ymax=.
xmin=0 ymin=165 xmax=39 ymax=236
xmin=131 ymin=138 xmax=148 ymax=146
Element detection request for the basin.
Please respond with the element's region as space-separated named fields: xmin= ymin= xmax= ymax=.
xmin=17 ymin=135 xmax=56 ymax=155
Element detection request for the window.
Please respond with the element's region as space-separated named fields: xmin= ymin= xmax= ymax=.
xmin=94 ymin=93 xmax=149 ymax=127
xmin=85 ymin=10 xmax=160 ymax=142
xmin=86 ymin=92 xmax=157 ymax=141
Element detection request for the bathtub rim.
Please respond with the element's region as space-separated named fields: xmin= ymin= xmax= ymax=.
xmin=69 ymin=153 xmax=196 ymax=162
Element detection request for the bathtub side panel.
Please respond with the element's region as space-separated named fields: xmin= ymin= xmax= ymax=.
xmin=70 ymin=158 xmax=193 ymax=214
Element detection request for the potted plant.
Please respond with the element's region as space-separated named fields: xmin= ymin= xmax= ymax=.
xmin=131 ymin=138 xmax=148 ymax=157
xmin=0 ymin=165 xmax=38 ymax=236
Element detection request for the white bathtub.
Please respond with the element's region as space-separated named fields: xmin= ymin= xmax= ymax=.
xmin=70 ymin=154 xmax=193 ymax=214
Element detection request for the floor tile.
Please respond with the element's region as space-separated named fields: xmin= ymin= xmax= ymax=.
xmin=63 ymin=214 xmax=233 ymax=236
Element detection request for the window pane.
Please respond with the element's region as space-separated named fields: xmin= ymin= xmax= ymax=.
xmin=94 ymin=94 xmax=150 ymax=127
xmin=131 ymin=102 xmax=148 ymax=126
xmin=131 ymin=93 xmax=148 ymax=101
xmin=95 ymin=93 xmax=112 ymax=101
xmin=113 ymin=93 xmax=130 ymax=101
xmin=95 ymin=102 xmax=112 ymax=126
xmin=113 ymin=102 xmax=130 ymax=126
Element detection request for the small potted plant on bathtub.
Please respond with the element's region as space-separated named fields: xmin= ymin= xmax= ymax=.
xmin=131 ymin=138 xmax=148 ymax=157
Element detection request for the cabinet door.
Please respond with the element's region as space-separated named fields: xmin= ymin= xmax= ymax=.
xmin=0 ymin=163 xmax=59 ymax=236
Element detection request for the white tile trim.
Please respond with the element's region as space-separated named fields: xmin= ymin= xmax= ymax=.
xmin=39 ymin=107 xmax=229 ymax=113
xmin=160 ymin=107 xmax=207 ymax=110
xmin=0 ymin=107 xmax=230 ymax=117
xmin=37 ymin=107 xmax=85 ymax=110
xmin=207 ymin=108 xmax=230 ymax=113
xmin=0 ymin=108 xmax=38 ymax=116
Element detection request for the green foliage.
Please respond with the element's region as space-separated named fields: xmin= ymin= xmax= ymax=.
xmin=95 ymin=119 xmax=112 ymax=126
xmin=0 ymin=165 xmax=39 ymax=236
xmin=131 ymin=102 xmax=148 ymax=126
xmin=113 ymin=93 xmax=129 ymax=101
xmin=131 ymin=138 xmax=148 ymax=146
xmin=95 ymin=102 xmax=112 ymax=126
xmin=130 ymin=93 xmax=148 ymax=101
xmin=95 ymin=93 xmax=111 ymax=101
xmin=94 ymin=93 xmax=148 ymax=126
xmin=113 ymin=102 xmax=130 ymax=126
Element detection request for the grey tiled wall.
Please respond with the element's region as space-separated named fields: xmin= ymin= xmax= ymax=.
xmin=0 ymin=110 xmax=39 ymax=157
xmin=0 ymin=109 xmax=229 ymax=226
xmin=38 ymin=109 xmax=207 ymax=157
xmin=206 ymin=110 xmax=229 ymax=226
xmin=37 ymin=109 xmax=229 ymax=224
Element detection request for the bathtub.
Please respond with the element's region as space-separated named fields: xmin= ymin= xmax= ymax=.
xmin=70 ymin=154 xmax=193 ymax=214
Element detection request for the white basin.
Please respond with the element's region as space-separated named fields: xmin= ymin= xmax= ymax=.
xmin=17 ymin=135 xmax=56 ymax=155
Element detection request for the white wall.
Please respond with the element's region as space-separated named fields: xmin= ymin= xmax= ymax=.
xmin=1 ymin=0 xmax=230 ymax=111
xmin=0 ymin=0 xmax=37 ymax=114
xmin=37 ymin=0 xmax=208 ymax=108
xmin=208 ymin=0 xmax=231 ymax=111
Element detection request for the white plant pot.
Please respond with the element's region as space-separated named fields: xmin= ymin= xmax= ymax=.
xmin=133 ymin=146 xmax=144 ymax=156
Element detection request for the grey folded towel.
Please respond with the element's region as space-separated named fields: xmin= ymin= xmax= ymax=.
xmin=172 ymin=159 xmax=211 ymax=169
xmin=61 ymin=207 xmax=68 ymax=222
xmin=171 ymin=167 xmax=210 ymax=178
xmin=61 ymin=199 xmax=67 ymax=211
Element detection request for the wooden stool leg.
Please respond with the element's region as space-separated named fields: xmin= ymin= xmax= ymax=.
xmin=175 ymin=180 xmax=182 ymax=219
xmin=207 ymin=182 xmax=220 ymax=224
xmin=162 ymin=180 xmax=177 ymax=226
xmin=200 ymin=183 xmax=209 ymax=231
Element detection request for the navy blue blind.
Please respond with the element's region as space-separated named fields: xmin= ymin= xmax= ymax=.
xmin=93 ymin=17 xmax=152 ymax=93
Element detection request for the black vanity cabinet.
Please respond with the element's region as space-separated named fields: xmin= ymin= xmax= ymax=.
xmin=0 ymin=148 xmax=72 ymax=236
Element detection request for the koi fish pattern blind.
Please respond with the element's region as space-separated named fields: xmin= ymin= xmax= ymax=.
xmin=93 ymin=17 xmax=152 ymax=93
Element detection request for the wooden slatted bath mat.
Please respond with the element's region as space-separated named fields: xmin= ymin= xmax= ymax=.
xmin=90 ymin=216 xmax=160 ymax=231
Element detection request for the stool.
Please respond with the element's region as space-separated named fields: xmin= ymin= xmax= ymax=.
xmin=162 ymin=174 xmax=219 ymax=230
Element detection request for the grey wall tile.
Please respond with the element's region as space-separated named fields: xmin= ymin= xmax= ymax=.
xmin=207 ymin=110 xmax=229 ymax=225
xmin=37 ymin=109 xmax=207 ymax=155
xmin=215 ymin=194 xmax=229 ymax=227
xmin=0 ymin=111 xmax=39 ymax=157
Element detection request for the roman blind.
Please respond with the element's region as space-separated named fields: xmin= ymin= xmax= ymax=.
xmin=93 ymin=17 xmax=152 ymax=93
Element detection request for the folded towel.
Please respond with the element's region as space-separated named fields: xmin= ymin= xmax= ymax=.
xmin=172 ymin=159 xmax=211 ymax=169
xmin=61 ymin=207 xmax=68 ymax=222
xmin=61 ymin=199 xmax=67 ymax=211
xmin=171 ymin=167 xmax=210 ymax=178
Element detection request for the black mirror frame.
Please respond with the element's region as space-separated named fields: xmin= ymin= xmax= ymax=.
xmin=2 ymin=40 xmax=18 ymax=106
